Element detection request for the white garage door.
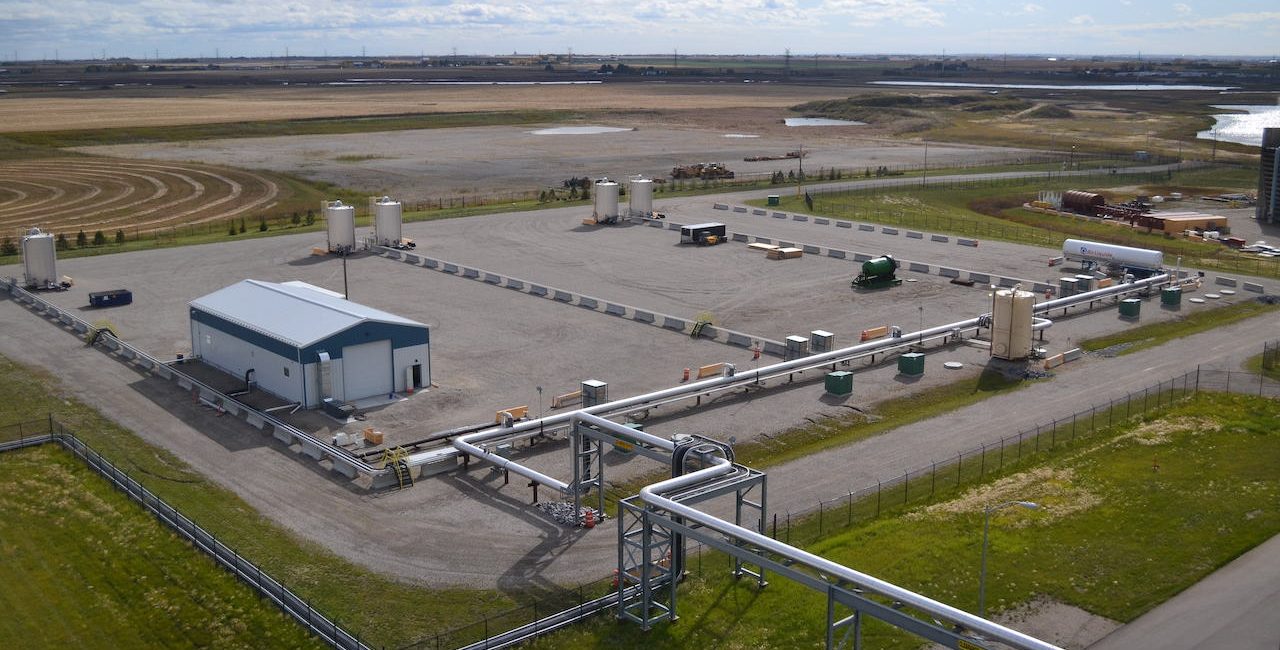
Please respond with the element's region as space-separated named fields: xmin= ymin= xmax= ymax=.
xmin=342 ymin=339 xmax=392 ymax=401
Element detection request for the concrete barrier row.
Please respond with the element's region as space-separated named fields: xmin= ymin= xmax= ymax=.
xmin=728 ymin=204 xmax=982 ymax=250
xmin=731 ymin=231 xmax=1049 ymax=292
xmin=377 ymin=248 xmax=784 ymax=355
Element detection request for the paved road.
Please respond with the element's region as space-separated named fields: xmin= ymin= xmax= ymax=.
xmin=1088 ymin=533 xmax=1280 ymax=650
xmin=763 ymin=313 xmax=1280 ymax=520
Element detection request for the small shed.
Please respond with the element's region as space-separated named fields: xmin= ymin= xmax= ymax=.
xmin=189 ymin=280 xmax=429 ymax=408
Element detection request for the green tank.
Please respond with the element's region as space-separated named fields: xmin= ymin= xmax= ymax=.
xmin=862 ymin=255 xmax=898 ymax=277
xmin=852 ymin=255 xmax=902 ymax=289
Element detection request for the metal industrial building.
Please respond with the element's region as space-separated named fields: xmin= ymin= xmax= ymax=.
xmin=1259 ymin=128 xmax=1279 ymax=225
xmin=189 ymin=280 xmax=429 ymax=408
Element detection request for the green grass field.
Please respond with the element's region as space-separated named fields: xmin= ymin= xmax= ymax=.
xmin=0 ymin=354 xmax=533 ymax=649
xmin=534 ymin=391 xmax=1280 ymax=648
xmin=757 ymin=166 xmax=1278 ymax=279
xmin=0 ymin=445 xmax=325 ymax=649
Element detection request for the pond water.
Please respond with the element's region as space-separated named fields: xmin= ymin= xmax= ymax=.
xmin=528 ymin=126 xmax=633 ymax=135
xmin=870 ymin=80 xmax=1236 ymax=91
xmin=1197 ymin=105 xmax=1280 ymax=147
xmin=784 ymin=117 xmax=866 ymax=127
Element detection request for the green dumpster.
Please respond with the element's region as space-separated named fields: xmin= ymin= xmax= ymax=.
xmin=766 ymin=195 xmax=780 ymax=206
xmin=825 ymin=371 xmax=853 ymax=396
xmin=1161 ymin=287 xmax=1182 ymax=306
xmin=1119 ymin=298 xmax=1142 ymax=319
xmin=898 ymin=353 xmax=925 ymax=376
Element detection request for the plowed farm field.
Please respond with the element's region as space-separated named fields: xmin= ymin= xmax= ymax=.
xmin=0 ymin=158 xmax=282 ymax=235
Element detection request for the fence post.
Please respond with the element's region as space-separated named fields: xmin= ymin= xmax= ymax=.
xmin=847 ymin=492 xmax=853 ymax=525
xmin=1195 ymin=365 xmax=1201 ymax=393
xmin=930 ymin=463 xmax=936 ymax=498
xmin=819 ymin=501 xmax=824 ymax=535
xmin=875 ymin=482 xmax=881 ymax=517
xmin=903 ymin=471 xmax=909 ymax=503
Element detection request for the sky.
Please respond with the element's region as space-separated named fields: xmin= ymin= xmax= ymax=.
xmin=2 ymin=0 xmax=1278 ymax=61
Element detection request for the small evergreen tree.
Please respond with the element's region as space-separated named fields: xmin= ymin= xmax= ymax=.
xmin=238 ymin=218 xmax=246 ymax=234
xmin=115 ymin=229 xmax=125 ymax=244
xmin=291 ymin=211 xmax=301 ymax=226
xmin=304 ymin=209 xmax=315 ymax=226
xmin=92 ymin=230 xmax=106 ymax=246
xmin=228 ymin=221 xmax=237 ymax=236
xmin=56 ymin=233 xmax=68 ymax=250
xmin=76 ymin=230 xmax=88 ymax=248
xmin=259 ymin=216 xmax=268 ymax=232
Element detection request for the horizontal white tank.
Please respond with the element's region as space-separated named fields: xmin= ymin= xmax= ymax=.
xmin=325 ymin=200 xmax=356 ymax=252
xmin=629 ymin=178 xmax=654 ymax=216
xmin=594 ymin=181 xmax=620 ymax=222
xmin=991 ymin=288 xmax=1035 ymax=360
xmin=21 ymin=227 xmax=57 ymax=289
xmin=373 ymin=196 xmax=402 ymax=246
xmin=1062 ymin=239 xmax=1163 ymax=270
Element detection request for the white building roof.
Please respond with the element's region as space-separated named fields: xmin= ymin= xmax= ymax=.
xmin=190 ymin=280 xmax=425 ymax=348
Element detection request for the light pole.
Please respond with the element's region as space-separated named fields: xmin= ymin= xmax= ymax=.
xmin=536 ymin=385 xmax=544 ymax=436
xmin=979 ymin=500 xmax=1039 ymax=618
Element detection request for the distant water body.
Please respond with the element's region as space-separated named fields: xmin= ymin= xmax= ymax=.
xmin=870 ymin=81 xmax=1236 ymax=91
xmin=784 ymin=117 xmax=866 ymax=126
xmin=1197 ymin=105 xmax=1280 ymax=147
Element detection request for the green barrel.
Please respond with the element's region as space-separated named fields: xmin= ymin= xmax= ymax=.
xmin=1119 ymin=298 xmax=1142 ymax=319
xmin=825 ymin=371 xmax=853 ymax=395
xmin=898 ymin=352 xmax=925 ymax=376
xmin=766 ymin=195 xmax=780 ymax=206
xmin=862 ymin=256 xmax=897 ymax=277
xmin=1161 ymin=287 xmax=1182 ymax=306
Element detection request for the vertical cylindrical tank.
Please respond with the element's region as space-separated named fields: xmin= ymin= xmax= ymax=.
xmin=21 ymin=227 xmax=57 ymax=289
xmin=373 ymin=196 xmax=402 ymax=246
xmin=324 ymin=200 xmax=356 ymax=252
xmin=594 ymin=180 xmax=620 ymax=222
xmin=629 ymin=178 xmax=653 ymax=216
xmin=991 ymin=288 xmax=1035 ymax=360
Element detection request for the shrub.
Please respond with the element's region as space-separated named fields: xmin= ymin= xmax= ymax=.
xmin=76 ymin=230 xmax=88 ymax=248
xmin=115 ymin=229 xmax=125 ymax=244
xmin=290 ymin=211 xmax=301 ymax=226
xmin=0 ymin=237 xmax=15 ymax=256
xmin=55 ymin=233 xmax=68 ymax=250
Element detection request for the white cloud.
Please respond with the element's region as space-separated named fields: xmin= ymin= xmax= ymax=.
xmin=1173 ymin=3 xmax=1192 ymax=15
xmin=1022 ymin=3 xmax=1044 ymax=13
xmin=1068 ymin=14 xmax=1094 ymax=25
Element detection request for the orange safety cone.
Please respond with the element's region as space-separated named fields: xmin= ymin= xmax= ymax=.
xmin=682 ymin=367 xmax=690 ymax=382
xmin=584 ymin=509 xmax=596 ymax=529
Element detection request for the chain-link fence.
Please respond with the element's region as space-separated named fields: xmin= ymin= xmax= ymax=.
xmin=1264 ymin=341 xmax=1279 ymax=372
xmin=0 ymin=419 xmax=370 ymax=650
xmin=774 ymin=366 xmax=1279 ymax=549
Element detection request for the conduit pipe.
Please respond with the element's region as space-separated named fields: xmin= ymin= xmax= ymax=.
xmin=453 ymin=430 xmax=572 ymax=493
xmin=437 ymin=272 xmax=1172 ymax=471
xmin=1035 ymin=273 xmax=1171 ymax=313
xmin=436 ymin=316 xmax=984 ymax=469
xmin=639 ymin=463 xmax=1063 ymax=650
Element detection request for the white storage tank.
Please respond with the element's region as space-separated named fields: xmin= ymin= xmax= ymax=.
xmin=324 ymin=200 xmax=356 ymax=252
xmin=373 ymin=196 xmax=402 ymax=246
xmin=593 ymin=179 xmax=620 ymax=224
xmin=629 ymin=178 xmax=654 ymax=217
xmin=21 ymin=227 xmax=57 ymax=289
xmin=991 ymin=288 xmax=1035 ymax=360
xmin=1062 ymin=239 xmax=1163 ymax=271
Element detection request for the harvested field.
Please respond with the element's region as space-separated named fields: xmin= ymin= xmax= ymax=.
xmin=0 ymin=158 xmax=281 ymax=235
xmin=0 ymin=84 xmax=855 ymax=134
